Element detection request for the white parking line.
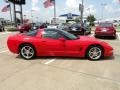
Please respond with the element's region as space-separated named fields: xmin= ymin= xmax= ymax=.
xmin=0 ymin=32 xmax=11 ymax=35
xmin=0 ymin=50 xmax=9 ymax=54
xmin=89 ymin=33 xmax=94 ymax=37
xmin=44 ymin=59 xmax=56 ymax=64
xmin=117 ymin=33 xmax=120 ymax=40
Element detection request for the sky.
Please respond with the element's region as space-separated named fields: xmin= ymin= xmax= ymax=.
xmin=0 ymin=0 xmax=120 ymax=22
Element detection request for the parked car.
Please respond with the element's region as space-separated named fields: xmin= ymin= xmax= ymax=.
xmin=59 ymin=23 xmax=91 ymax=35
xmin=95 ymin=22 xmax=116 ymax=38
xmin=67 ymin=23 xmax=85 ymax=35
xmin=7 ymin=28 xmax=113 ymax=60
xmin=16 ymin=23 xmax=32 ymax=33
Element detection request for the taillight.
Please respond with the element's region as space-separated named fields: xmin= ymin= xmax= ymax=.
xmin=95 ymin=27 xmax=101 ymax=31
xmin=109 ymin=27 xmax=116 ymax=32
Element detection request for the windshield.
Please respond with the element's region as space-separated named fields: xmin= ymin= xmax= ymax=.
xmin=60 ymin=30 xmax=78 ymax=40
xmin=99 ymin=23 xmax=113 ymax=27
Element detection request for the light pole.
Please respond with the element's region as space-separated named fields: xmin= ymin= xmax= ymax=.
xmin=36 ymin=17 xmax=38 ymax=23
xmin=87 ymin=8 xmax=90 ymax=15
xmin=31 ymin=10 xmax=34 ymax=23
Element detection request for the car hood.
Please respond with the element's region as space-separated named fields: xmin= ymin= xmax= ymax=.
xmin=78 ymin=36 xmax=112 ymax=48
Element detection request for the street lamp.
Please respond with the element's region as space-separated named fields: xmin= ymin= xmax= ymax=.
xmin=31 ymin=10 xmax=34 ymax=23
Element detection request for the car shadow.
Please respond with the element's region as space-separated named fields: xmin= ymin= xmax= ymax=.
xmin=95 ymin=36 xmax=116 ymax=40
xmin=16 ymin=55 xmax=114 ymax=61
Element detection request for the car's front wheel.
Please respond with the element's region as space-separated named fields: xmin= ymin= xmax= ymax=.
xmin=20 ymin=44 xmax=35 ymax=60
xmin=87 ymin=46 xmax=103 ymax=60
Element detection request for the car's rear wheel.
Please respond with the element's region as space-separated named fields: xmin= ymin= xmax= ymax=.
xmin=20 ymin=45 xmax=35 ymax=60
xmin=87 ymin=46 xmax=103 ymax=60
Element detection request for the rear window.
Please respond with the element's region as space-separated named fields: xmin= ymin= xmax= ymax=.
xmin=99 ymin=23 xmax=113 ymax=27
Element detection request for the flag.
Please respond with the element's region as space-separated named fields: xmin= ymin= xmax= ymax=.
xmin=119 ymin=0 xmax=120 ymax=3
xmin=1 ymin=4 xmax=10 ymax=12
xmin=44 ymin=0 xmax=55 ymax=8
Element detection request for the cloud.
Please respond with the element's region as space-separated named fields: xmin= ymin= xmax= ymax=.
xmin=32 ymin=0 xmax=39 ymax=6
xmin=31 ymin=0 xmax=40 ymax=11
xmin=84 ymin=5 xmax=96 ymax=16
xmin=66 ymin=0 xmax=81 ymax=9
xmin=104 ymin=5 xmax=120 ymax=13
xmin=112 ymin=0 xmax=120 ymax=3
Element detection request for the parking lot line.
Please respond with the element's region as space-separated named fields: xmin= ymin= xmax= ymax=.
xmin=0 ymin=32 xmax=11 ymax=35
xmin=0 ymin=50 xmax=9 ymax=54
xmin=44 ymin=59 xmax=56 ymax=64
xmin=117 ymin=33 xmax=120 ymax=40
xmin=89 ymin=33 xmax=94 ymax=37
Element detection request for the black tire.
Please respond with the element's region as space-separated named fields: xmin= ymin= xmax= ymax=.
xmin=20 ymin=31 xmax=23 ymax=33
xmin=113 ymin=36 xmax=116 ymax=39
xmin=20 ymin=44 xmax=36 ymax=60
xmin=94 ymin=35 xmax=98 ymax=38
xmin=86 ymin=46 xmax=103 ymax=61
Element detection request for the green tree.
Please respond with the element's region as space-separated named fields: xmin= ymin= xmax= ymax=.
xmin=87 ymin=15 xmax=96 ymax=26
xmin=74 ymin=17 xmax=80 ymax=23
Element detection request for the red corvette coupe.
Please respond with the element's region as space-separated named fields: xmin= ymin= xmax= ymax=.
xmin=95 ymin=22 xmax=116 ymax=38
xmin=7 ymin=29 xmax=113 ymax=60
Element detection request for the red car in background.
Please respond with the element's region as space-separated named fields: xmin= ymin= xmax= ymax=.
xmin=16 ymin=23 xmax=31 ymax=33
xmin=95 ymin=22 xmax=116 ymax=39
xmin=7 ymin=28 xmax=113 ymax=60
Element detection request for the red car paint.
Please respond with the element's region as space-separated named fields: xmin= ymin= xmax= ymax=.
xmin=7 ymin=29 xmax=113 ymax=59
xmin=95 ymin=22 xmax=116 ymax=38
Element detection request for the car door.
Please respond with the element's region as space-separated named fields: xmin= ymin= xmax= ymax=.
xmin=37 ymin=30 xmax=66 ymax=56
xmin=64 ymin=39 xmax=83 ymax=57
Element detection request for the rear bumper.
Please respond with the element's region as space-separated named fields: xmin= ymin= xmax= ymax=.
xmin=7 ymin=39 xmax=19 ymax=54
xmin=95 ymin=32 xmax=116 ymax=37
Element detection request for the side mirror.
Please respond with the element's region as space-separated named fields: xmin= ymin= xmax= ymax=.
xmin=59 ymin=38 xmax=66 ymax=41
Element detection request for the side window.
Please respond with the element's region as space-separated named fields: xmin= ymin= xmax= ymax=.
xmin=42 ymin=30 xmax=63 ymax=39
